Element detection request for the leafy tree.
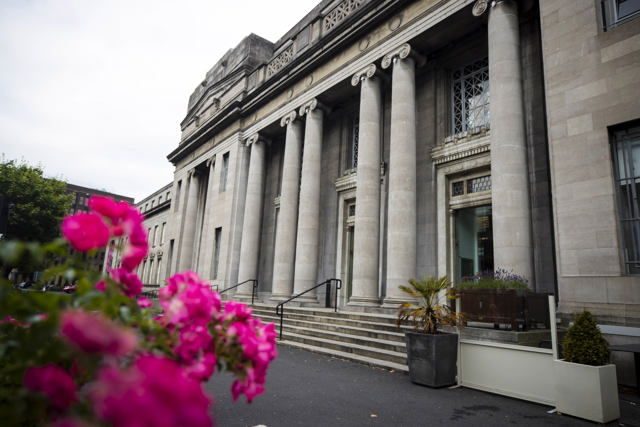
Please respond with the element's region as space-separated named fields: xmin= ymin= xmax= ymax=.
xmin=0 ymin=160 xmax=72 ymax=242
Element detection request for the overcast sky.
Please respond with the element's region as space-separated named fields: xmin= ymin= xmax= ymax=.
xmin=0 ymin=0 xmax=321 ymax=202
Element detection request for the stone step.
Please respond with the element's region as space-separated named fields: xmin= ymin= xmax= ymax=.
xmin=277 ymin=330 xmax=407 ymax=366
xmin=258 ymin=312 xmax=406 ymax=343
xmin=251 ymin=304 xmax=400 ymax=325
xmin=278 ymin=322 xmax=406 ymax=353
xmin=277 ymin=340 xmax=409 ymax=373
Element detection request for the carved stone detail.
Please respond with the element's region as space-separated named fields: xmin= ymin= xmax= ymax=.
xmin=323 ymin=0 xmax=364 ymax=32
xmin=267 ymin=44 xmax=295 ymax=77
xmin=280 ymin=110 xmax=297 ymax=127
xmin=206 ymin=155 xmax=215 ymax=168
xmin=298 ymin=98 xmax=318 ymax=116
xmin=472 ymin=0 xmax=489 ymax=16
xmin=246 ymin=133 xmax=261 ymax=146
xmin=381 ymin=43 xmax=411 ymax=69
xmin=351 ymin=64 xmax=376 ymax=86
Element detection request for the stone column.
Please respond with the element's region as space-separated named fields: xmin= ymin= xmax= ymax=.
xmin=293 ymin=99 xmax=324 ymax=297
xmin=178 ymin=169 xmax=199 ymax=272
xmin=488 ymin=0 xmax=533 ymax=280
xmin=349 ymin=64 xmax=382 ymax=306
xmin=270 ymin=111 xmax=303 ymax=301
xmin=381 ymin=44 xmax=418 ymax=304
xmin=237 ymin=134 xmax=266 ymax=297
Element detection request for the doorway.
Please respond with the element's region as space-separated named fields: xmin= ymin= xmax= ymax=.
xmin=454 ymin=204 xmax=493 ymax=282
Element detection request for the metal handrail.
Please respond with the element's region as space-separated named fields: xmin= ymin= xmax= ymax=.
xmin=215 ymin=279 xmax=259 ymax=305
xmin=275 ymin=278 xmax=342 ymax=339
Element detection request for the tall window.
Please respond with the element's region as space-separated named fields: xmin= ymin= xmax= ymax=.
xmin=451 ymin=57 xmax=490 ymax=135
xmin=153 ymin=225 xmax=158 ymax=247
xmin=161 ymin=222 xmax=166 ymax=244
xmin=349 ymin=115 xmax=359 ymax=171
xmin=213 ymin=227 xmax=222 ymax=279
xmin=174 ymin=181 xmax=182 ymax=212
xmin=220 ymin=153 xmax=229 ymax=192
xmin=611 ymin=121 xmax=640 ymax=274
xmin=601 ymin=0 xmax=640 ymax=31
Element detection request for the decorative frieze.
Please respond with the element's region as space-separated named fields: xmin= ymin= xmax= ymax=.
xmin=323 ymin=0 xmax=365 ymax=32
xmin=431 ymin=134 xmax=491 ymax=165
xmin=267 ymin=44 xmax=295 ymax=77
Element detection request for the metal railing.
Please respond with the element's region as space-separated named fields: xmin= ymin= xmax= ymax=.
xmin=214 ymin=279 xmax=259 ymax=305
xmin=275 ymin=278 xmax=342 ymax=339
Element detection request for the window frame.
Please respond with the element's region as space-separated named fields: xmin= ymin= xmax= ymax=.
xmin=610 ymin=119 xmax=640 ymax=275
xmin=600 ymin=0 xmax=640 ymax=31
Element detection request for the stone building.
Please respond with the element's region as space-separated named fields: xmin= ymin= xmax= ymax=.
xmin=150 ymin=0 xmax=639 ymax=333
xmin=135 ymin=183 xmax=172 ymax=286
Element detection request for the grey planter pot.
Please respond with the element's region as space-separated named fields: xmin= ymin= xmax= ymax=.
xmin=405 ymin=331 xmax=458 ymax=387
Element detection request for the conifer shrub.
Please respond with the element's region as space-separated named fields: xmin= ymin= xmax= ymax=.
xmin=562 ymin=311 xmax=610 ymax=366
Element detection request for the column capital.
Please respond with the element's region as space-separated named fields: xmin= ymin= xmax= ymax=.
xmin=280 ymin=110 xmax=298 ymax=127
xmin=246 ymin=133 xmax=270 ymax=147
xmin=351 ymin=64 xmax=377 ymax=86
xmin=381 ymin=43 xmax=426 ymax=69
xmin=298 ymin=98 xmax=329 ymax=117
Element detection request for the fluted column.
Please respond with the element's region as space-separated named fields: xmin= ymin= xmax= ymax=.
xmin=382 ymin=44 xmax=418 ymax=304
xmin=349 ymin=64 xmax=382 ymax=306
xmin=237 ymin=134 xmax=266 ymax=296
xmin=270 ymin=111 xmax=303 ymax=301
xmin=293 ymin=99 xmax=324 ymax=297
xmin=178 ymin=169 xmax=199 ymax=272
xmin=488 ymin=0 xmax=533 ymax=281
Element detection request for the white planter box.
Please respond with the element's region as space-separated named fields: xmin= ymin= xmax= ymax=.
xmin=554 ymin=360 xmax=620 ymax=423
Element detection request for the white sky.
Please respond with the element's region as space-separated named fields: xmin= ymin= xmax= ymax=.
xmin=0 ymin=0 xmax=321 ymax=202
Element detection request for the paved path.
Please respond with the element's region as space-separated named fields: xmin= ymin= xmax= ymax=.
xmin=206 ymin=345 xmax=640 ymax=427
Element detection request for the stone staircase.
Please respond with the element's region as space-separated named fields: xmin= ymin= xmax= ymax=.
xmin=249 ymin=303 xmax=410 ymax=373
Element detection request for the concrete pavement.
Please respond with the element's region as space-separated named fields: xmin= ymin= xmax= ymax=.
xmin=206 ymin=345 xmax=640 ymax=426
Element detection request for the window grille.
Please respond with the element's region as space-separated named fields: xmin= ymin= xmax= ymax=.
xmin=451 ymin=175 xmax=491 ymax=197
xmin=451 ymin=58 xmax=490 ymax=135
xmin=468 ymin=175 xmax=491 ymax=193
xmin=452 ymin=181 xmax=465 ymax=196
xmin=611 ymin=122 xmax=640 ymax=274
xmin=351 ymin=116 xmax=359 ymax=169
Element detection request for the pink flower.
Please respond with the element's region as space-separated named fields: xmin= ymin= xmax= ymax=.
xmin=121 ymin=242 xmax=148 ymax=271
xmin=137 ymin=297 xmax=152 ymax=308
xmin=111 ymin=267 xmax=143 ymax=297
xmin=61 ymin=212 xmax=110 ymax=252
xmin=88 ymin=196 xmax=130 ymax=223
xmin=90 ymin=354 xmax=212 ymax=427
xmin=159 ymin=271 xmax=220 ymax=326
xmin=23 ymin=364 xmax=77 ymax=410
xmin=183 ymin=352 xmax=217 ymax=382
xmin=61 ymin=310 xmax=137 ymax=356
xmin=176 ymin=324 xmax=213 ymax=361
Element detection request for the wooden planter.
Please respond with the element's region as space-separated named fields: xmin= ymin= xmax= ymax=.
xmin=405 ymin=331 xmax=458 ymax=387
xmin=456 ymin=289 xmax=550 ymax=330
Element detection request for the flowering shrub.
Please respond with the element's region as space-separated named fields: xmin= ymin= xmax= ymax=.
xmin=0 ymin=196 xmax=277 ymax=426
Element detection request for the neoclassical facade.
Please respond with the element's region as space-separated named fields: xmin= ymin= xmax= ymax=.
xmin=151 ymin=0 xmax=639 ymax=328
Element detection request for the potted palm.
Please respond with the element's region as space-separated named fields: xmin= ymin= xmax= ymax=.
xmin=554 ymin=311 xmax=620 ymax=423
xmin=396 ymin=275 xmax=461 ymax=387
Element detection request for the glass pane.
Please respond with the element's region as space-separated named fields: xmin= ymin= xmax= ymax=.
xmin=455 ymin=205 xmax=493 ymax=282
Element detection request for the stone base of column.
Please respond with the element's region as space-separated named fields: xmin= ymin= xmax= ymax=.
xmin=381 ymin=297 xmax=406 ymax=309
xmin=232 ymin=292 xmax=255 ymax=303
xmin=269 ymin=293 xmax=291 ymax=304
xmin=347 ymin=296 xmax=381 ymax=307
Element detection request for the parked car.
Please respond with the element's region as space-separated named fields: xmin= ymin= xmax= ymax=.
xmin=63 ymin=284 xmax=77 ymax=294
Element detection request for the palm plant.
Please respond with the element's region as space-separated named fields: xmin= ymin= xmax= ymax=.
xmin=396 ymin=275 xmax=461 ymax=334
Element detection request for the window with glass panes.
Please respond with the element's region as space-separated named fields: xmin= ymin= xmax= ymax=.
xmin=451 ymin=57 xmax=490 ymax=135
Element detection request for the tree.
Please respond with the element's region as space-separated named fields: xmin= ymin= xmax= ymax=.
xmin=0 ymin=160 xmax=72 ymax=242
